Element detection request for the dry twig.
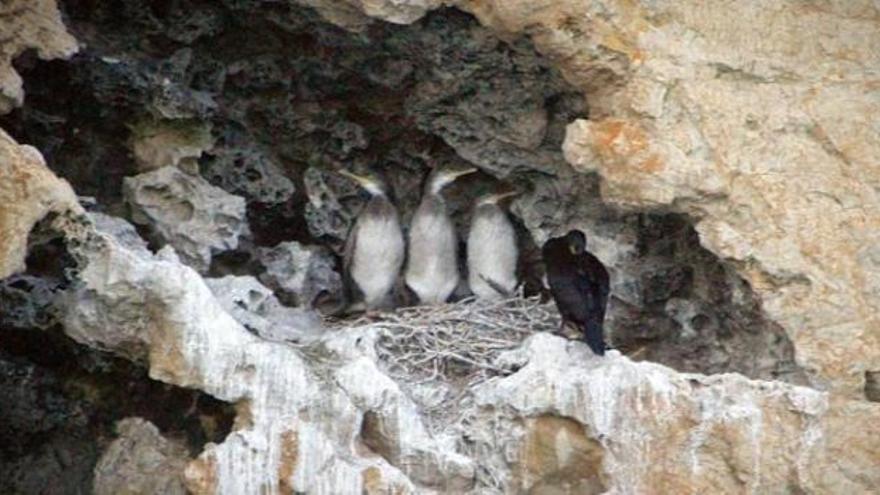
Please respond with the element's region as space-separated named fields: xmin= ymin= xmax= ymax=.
xmin=324 ymin=295 xmax=560 ymax=438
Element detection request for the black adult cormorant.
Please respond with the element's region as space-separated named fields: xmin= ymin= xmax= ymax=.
xmin=542 ymin=230 xmax=610 ymax=355
xmin=338 ymin=169 xmax=405 ymax=311
xmin=405 ymin=164 xmax=477 ymax=305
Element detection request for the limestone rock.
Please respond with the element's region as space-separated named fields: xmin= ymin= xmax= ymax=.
xmin=470 ymin=333 xmax=880 ymax=494
xmin=56 ymin=211 xmax=465 ymax=493
xmin=0 ymin=0 xmax=78 ymax=114
xmin=0 ymin=352 xmax=95 ymax=494
xmin=123 ymin=166 xmax=247 ymax=273
xmin=303 ymin=166 xmax=362 ymax=250
xmin=0 ymin=274 xmax=59 ymax=329
xmin=205 ymin=275 xmax=324 ymax=343
xmin=459 ymin=0 xmax=880 ymax=398
xmin=257 ymin=241 xmax=342 ymax=308
xmin=202 ymin=145 xmax=295 ymax=204
xmin=6 ymin=2 xmax=880 ymax=493
xmin=511 ymin=174 xmax=804 ymax=383
xmin=0 ymin=129 xmax=80 ymax=279
xmin=55 ymin=200 xmax=878 ymax=493
xmin=130 ymin=120 xmax=214 ymax=173
xmin=93 ymin=418 xmax=191 ymax=495
xmin=402 ymin=17 xmax=583 ymax=177
xmin=10 ymin=158 xmax=874 ymax=494
xmin=88 ymin=212 xmax=151 ymax=257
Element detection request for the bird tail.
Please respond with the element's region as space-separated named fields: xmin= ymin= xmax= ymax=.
xmin=581 ymin=317 xmax=606 ymax=356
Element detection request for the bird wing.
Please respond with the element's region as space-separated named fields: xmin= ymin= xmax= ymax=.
xmin=343 ymin=220 xmax=357 ymax=275
xmin=342 ymin=219 xmax=362 ymax=301
xmin=580 ymin=254 xmax=610 ymax=318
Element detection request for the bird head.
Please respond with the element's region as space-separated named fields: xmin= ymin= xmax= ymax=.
xmin=427 ymin=164 xmax=478 ymax=194
xmin=337 ymin=168 xmax=389 ymax=196
xmin=565 ymin=230 xmax=587 ymax=255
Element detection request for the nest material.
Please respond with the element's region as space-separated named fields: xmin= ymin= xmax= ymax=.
xmin=326 ymin=296 xmax=561 ymax=435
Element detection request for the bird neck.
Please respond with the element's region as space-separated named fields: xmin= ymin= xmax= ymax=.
xmin=426 ymin=175 xmax=453 ymax=196
xmin=417 ymin=192 xmax=446 ymax=215
xmin=363 ymin=183 xmax=387 ymax=197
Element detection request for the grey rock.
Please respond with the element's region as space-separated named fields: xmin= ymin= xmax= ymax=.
xmin=202 ymin=144 xmax=295 ymax=204
xmin=165 ymin=7 xmax=223 ymax=44
xmin=402 ymin=18 xmax=586 ymax=177
xmin=303 ymin=166 xmax=363 ymax=250
xmin=89 ymin=212 xmax=151 ymax=257
xmin=228 ymin=55 xmax=288 ymax=91
xmin=0 ymin=274 xmax=59 ymax=329
xmin=93 ymin=418 xmax=190 ymax=495
xmin=257 ymin=241 xmax=342 ymax=308
xmin=205 ymin=275 xmax=324 ymax=343
xmin=330 ymin=121 xmax=369 ymax=155
xmin=54 ymin=213 xmax=451 ymax=493
xmin=123 ymin=166 xmax=248 ymax=273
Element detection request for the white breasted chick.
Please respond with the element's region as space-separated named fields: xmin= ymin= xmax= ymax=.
xmin=404 ymin=164 xmax=477 ymax=305
xmin=339 ymin=168 xmax=405 ymax=310
xmin=467 ymin=188 xmax=520 ymax=299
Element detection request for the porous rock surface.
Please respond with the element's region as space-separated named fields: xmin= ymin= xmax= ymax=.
xmin=257 ymin=241 xmax=343 ymax=308
xmin=0 ymin=140 xmax=871 ymax=493
xmin=123 ymin=166 xmax=248 ymax=273
xmin=291 ymin=0 xmax=880 ymax=401
xmin=2 ymin=1 xmax=880 ymax=494
xmin=130 ymin=119 xmax=214 ymax=172
xmin=57 ymin=210 xmax=470 ymax=493
xmin=0 ymin=128 xmax=80 ymax=279
xmin=453 ymin=0 xmax=880 ymax=398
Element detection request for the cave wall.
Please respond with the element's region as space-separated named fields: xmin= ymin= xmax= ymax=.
xmin=2 ymin=0 xmax=803 ymax=383
xmin=453 ymin=0 xmax=880 ymax=398
xmin=0 ymin=0 xmax=879 ymax=494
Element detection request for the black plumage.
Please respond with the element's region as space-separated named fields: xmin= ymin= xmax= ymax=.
xmin=542 ymin=230 xmax=610 ymax=356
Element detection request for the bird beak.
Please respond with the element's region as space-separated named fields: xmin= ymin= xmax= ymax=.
xmin=337 ymin=169 xmax=370 ymax=186
xmin=493 ymin=190 xmax=520 ymax=202
xmin=454 ymin=167 xmax=479 ymax=179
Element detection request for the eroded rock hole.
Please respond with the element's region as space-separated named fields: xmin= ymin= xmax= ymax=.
xmin=865 ymin=371 xmax=880 ymax=402
xmin=2 ymin=0 xmax=804 ymax=387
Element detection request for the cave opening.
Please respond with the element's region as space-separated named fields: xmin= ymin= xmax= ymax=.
xmin=0 ymin=0 xmax=809 ymax=469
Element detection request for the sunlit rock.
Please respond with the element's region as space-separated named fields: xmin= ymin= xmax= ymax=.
xmin=460 ymin=0 xmax=880 ymax=398
xmin=0 ymin=129 xmax=79 ymax=279
xmin=0 ymin=0 xmax=78 ymax=114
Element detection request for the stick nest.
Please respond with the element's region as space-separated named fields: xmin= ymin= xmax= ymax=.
xmin=326 ymin=295 xmax=561 ymax=435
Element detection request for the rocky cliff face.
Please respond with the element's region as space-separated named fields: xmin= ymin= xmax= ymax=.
xmin=1 ymin=1 xmax=878 ymax=494
xmin=456 ymin=0 xmax=880 ymax=399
